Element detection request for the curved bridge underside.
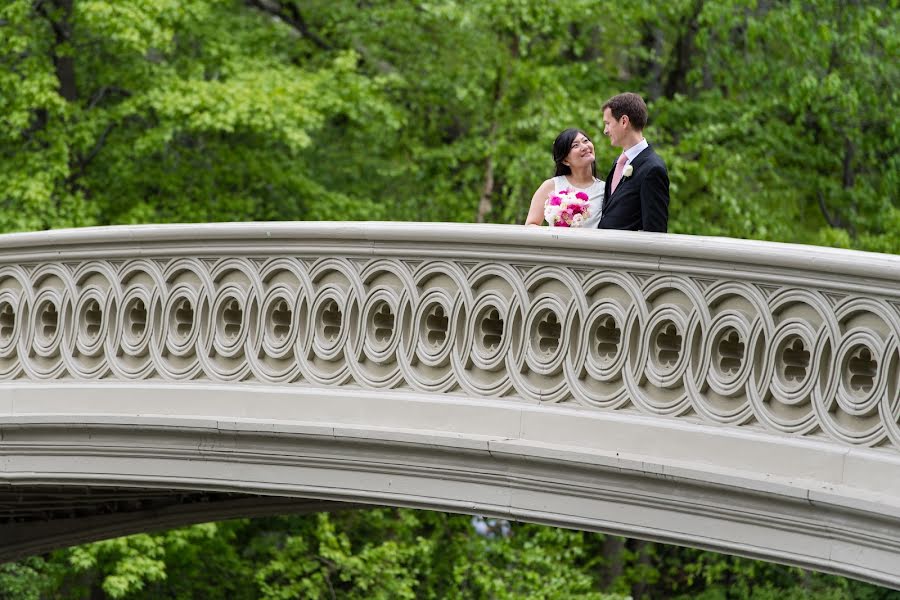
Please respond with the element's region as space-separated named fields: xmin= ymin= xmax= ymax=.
xmin=0 ymin=223 xmax=898 ymax=588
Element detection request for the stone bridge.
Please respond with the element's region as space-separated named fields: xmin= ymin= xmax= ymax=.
xmin=0 ymin=223 xmax=898 ymax=588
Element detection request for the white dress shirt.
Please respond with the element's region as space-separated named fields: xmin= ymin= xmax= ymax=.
xmin=622 ymin=138 xmax=648 ymax=166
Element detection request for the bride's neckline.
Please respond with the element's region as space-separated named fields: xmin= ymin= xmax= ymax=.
xmin=564 ymin=176 xmax=598 ymax=190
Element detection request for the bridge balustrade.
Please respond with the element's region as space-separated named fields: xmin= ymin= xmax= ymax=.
xmin=0 ymin=223 xmax=898 ymax=587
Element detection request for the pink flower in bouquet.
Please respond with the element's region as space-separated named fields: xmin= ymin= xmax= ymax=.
xmin=544 ymin=187 xmax=591 ymax=228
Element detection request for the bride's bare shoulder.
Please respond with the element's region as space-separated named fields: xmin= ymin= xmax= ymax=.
xmin=535 ymin=178 xmax=555 ymax=193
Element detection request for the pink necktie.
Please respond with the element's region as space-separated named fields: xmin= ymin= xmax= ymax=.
xmin=610 ymin=153 xmax=628 ymax=194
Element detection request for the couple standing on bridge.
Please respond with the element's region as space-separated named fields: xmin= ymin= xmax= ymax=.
xmin=525 ymin=92 xmax=670 ymax=233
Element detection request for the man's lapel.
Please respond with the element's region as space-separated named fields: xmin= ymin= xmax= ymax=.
xmin=603 ymin=160 xmax=615 ymax=205
xmin=606 ymin=145 xmax=654 ymax=206
xmin=628 ymin=145 xmax=654 ymax=174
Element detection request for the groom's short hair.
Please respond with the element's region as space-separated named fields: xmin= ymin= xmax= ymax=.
xmin=602 ymin=93 xmax=648 ymax=131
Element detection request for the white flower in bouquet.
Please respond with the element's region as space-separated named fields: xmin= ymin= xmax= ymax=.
xmin=544 ymin=188 xmax=591 ymax=228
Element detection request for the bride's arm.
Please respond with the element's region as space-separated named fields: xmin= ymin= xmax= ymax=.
xmin=525 ymin=179 xmax=554 ymax=226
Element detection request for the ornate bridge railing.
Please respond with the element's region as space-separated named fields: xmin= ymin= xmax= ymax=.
xmin=2 ymin=222 xmax=896 ymax=446
xmin=1 ymin=222 xmax=898 ymax=587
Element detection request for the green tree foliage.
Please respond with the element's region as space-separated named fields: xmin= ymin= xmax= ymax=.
xmin=634 ymin=0 xmax=900 ymax=252
xmin=0 ymin=557 xmax=65 ymax=600
xmin=1 ymin=0 xmax=896 ymax=249
xmin=1 ymin=0 xmax=394 ymax=230
xmin=3 ymin=510 xmax=894 ymax=599
xmin=63 ymin=522 xmax=251 ymax=599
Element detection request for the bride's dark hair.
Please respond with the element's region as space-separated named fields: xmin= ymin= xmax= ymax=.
xmin=552 ymin=128 xmax=597 ymax=178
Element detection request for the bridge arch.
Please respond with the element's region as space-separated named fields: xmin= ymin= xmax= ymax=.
xmin=1 ymin=223 xmax=898 ymax=588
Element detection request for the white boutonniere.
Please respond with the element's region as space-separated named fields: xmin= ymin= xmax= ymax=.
xmin=622 ymin=164 xmax=633 ymax=178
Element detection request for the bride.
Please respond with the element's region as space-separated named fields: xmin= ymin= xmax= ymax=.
xmin=525 ymin=128 xmax=604 ymax=227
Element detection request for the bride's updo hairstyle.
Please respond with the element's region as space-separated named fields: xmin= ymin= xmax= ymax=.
xmin=552 ymin=128 xmax=597 ymax=178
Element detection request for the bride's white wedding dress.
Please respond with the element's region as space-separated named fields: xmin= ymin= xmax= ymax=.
xmin=552 ymin=175 xmax=604 ymax=228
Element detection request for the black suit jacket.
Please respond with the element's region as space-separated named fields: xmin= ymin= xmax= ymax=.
xmin=598 ymin=145 xmax=669 ymax=232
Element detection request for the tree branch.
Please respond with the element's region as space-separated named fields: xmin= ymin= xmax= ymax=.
xmin=244 ymin=0 xmax=332 ymax=51
xmin=642 ymin=24 xmax=664 ymax=101
xmin=476 ymin=146 xmax=495 ymax=224
xmin=82 ymin=123 xmax=115 ymax=169
xmin=817 ymin=190 xmax=840 ymax=228
xmin=842 ymin=136 xmax=855 ymax=190
xmin=817 ymin=188 xmax=856 ymax=237
xmin=34 ymin=0 xmax=78 ymax=102
xmin=86 ymin=85 xmax=130 ymax=110
xmin=476 ymin=69 xmax=507 ymax=224
xmin=663 ymin=0 xmax=705 ymax=98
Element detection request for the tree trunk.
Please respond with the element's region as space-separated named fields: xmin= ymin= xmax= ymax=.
xmin=643 ymin=25 xmax=664 ymax=101
xmin=842 ymin=136 xmax=856 ymax=190
xmin=476 ymin=67 xmax=507 ymax=224
xmin=629 ymin=539 xmax=653 ymax=600
xmin=599 ymin=535 xmax=625 ymax=589
xmin=476 ymin=125 xmax=497 ymax=224
xmin=40 ymin=0 xmax=78 ymax=102
xmin=663 ymin=0 xmax=705 ymax=98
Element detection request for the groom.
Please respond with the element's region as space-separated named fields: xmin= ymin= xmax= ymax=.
xmin=597 ymin=93 xmax=669 ymax=232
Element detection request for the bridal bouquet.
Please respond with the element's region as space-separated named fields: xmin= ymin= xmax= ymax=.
xmin=544 ymin=188 xmax=591 ymax=227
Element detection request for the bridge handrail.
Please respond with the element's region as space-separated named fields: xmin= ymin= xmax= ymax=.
xmin=0 ymin=222 xmax=896 ymax=451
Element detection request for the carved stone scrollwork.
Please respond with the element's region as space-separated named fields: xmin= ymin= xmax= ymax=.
xmin=688 ymin=281 xmax=771 ymax=425
xmin=246 ymin=258 xmax=304 ymax=383
xmin=820 ymin=297 xmax=900 ymax=447
xmin=346 ymin=260 xmax=413 ymax=388
xmin=0 ymin=266 xmax=27 ymax=379
xmin=568 ymin=271 xmax=640 ymax=410
xmin=151 ymin=259 xmax=209 ymax=381
xmin=21 ymin=264 xmax=70 ymax=380
xmin=516 ymin=266 xmax=583 ymax=403
xmin=452 ymin=263 xmax=524 ymax=398
xmin=201 ymin=259 xmax=257 ymax=382
xmin=297 ymin=258 xmax=354 ymax=387
xmin=0 ymin=225 xmax=898 ymax=451
xmin=397 ymin=261 xmax=465 ymax=394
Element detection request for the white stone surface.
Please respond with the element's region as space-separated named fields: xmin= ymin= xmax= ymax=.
xmin=0 ymin=223 xmax=898 ymax=588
